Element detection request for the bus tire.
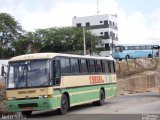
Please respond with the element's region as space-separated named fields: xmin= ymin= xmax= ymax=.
xmin=125 ymin=55 xmax=130 ymax=60
xmin=93 ymin=89 xmax=105 ymax=106
xmin=57 ymin=94 xmax=69 ymax=115
xmin=148 ymin=54 xmax=152 ymax=58
xmin=119 ymin=58 xmax=122 ymax=61
xmin=21 ymin=111 xmax=32 ymax=117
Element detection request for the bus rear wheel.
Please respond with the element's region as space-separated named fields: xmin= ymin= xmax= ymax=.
xmin=21 ymin=111 xmax=32 ymax=117
xmin=57 ymin=94 xmax=69 ymax=115
xmin=125 ymin=55 xmax=130 ymax=60
xmin=148 ymin=54 xmax=152 ymax=58
xmin=93 ymin=89 xmax=105 ymax=106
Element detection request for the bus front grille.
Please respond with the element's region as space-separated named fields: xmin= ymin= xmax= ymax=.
xmin=18 ymin=103 xmax=38 ymax=108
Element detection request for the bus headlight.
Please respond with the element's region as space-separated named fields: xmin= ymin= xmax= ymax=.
xmin=39 ymin=95 xmax=52 ymax=99
xmin=39 ymin=95 xmax=44 ymax=99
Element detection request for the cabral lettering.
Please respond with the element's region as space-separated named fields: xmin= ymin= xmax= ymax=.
xmin=89 ymin=76 xmax=104 ymax=84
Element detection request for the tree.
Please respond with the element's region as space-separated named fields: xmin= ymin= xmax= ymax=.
xmin=33 ymin=27 xmax=101 ymax=54
xmin=0 ymin=13 xmax=23 ymax=58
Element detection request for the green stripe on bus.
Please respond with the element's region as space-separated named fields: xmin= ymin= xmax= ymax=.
xmin=53 ymin=84 xmax=117 ymax=106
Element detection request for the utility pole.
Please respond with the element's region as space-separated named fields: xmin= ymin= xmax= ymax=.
xmin=112 ymin=35 xmax=114 ymax=53
xmin=83 ymin=27 xmax=86 ymax=55
xmin=90 ymin=35 xmax=93 ymax=55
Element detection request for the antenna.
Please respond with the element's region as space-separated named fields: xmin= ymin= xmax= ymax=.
xmin=97 ymin=0 xmax=100 ymax=15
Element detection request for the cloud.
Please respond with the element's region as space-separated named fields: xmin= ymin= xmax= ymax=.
xmin=21 ymin=0 xmax=118 ymax=31
xmin=0 ymin=0 xmax=160 ymax=45
xmin=118 ymin=10 xmax=151 ymax=44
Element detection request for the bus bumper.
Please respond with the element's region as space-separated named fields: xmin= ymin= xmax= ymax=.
xmin=6 ymin=98 xmax=55 ymax=112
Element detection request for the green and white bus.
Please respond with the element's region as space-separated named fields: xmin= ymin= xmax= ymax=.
xmin=3 ymin=53 xmax=117 ymax=116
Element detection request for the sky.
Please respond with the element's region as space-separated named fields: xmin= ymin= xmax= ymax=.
xmin=0 ymin=0 xmax=160 ymax=45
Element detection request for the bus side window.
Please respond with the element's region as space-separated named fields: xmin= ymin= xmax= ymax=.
xmin=70 ymin=59 xmax=79 ymax=74
xmin=89 ymin=60 xmax=96 ymax=73
xmin=96 ymin=60 xmax=102 ymax=73
xmin=80 ymin=59 xmax=88 ymax=73
xmin=110 ymin=61 xmax=115 ymax=73
xmin=53 ymin=59 xmax=61 ymax=85
xmin=60 ymin=58 xmax=71 ymax=74
xmin=103 ymin=60 xmax=109 ymax=73
xmin=108 ymin=61 xmax=111 ymax=73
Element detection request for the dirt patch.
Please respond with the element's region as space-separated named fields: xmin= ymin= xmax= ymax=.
xmin=117 ymin=71 xmax=160 ymax=95
xmin=116 ymin=58 xmax=160 ymax=79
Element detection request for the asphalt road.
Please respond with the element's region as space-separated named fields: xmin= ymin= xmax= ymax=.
xmin=2 ymin=92 xmax=160 ymax=120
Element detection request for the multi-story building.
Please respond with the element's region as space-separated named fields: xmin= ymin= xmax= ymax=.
xmin=72 ymin=14 xmax=118 ymax=57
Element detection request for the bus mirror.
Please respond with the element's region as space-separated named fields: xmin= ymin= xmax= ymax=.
xmin=1 ymin=65 xmax=6 ymax=78
xmin=1 ymin=64 xmax=7 ymax=79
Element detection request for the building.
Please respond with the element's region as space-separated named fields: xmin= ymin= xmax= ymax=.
xmin=72 ymin=14 xmax=118 ymax=57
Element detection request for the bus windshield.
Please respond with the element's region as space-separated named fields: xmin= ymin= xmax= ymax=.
xmin=114 ymin=46 xmax=124 ymax=52
xmin=7 ymin=59 xmax=51 ymax=89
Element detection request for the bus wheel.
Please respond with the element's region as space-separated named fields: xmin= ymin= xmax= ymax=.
xmin=58 ymin=94 xmax=69 ymax=115
xmin=125 ymin=55 xmax=130 ymax=60
xmin=119 ymin=58 xmax=122 ymax=61
xmin=148 ymin=54 xmax=152 ymax=58
xmin=93 ymin=89 xmax=105 ymax=106
xmin=21 ymin=111 xmax=32 ymax=117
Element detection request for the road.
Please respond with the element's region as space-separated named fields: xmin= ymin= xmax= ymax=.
xmin=3 ymin=92 xmax=160 ymax=120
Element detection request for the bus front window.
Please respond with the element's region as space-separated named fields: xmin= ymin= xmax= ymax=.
xmin=7 ymin=60 xmax=51 ymax=89
xmin=114 ymin=46 xmax=124 ymax=53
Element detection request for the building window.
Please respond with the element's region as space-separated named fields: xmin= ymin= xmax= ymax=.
xmin=109 ymin=21 xmax=112 ymax=25
xmin=100 ymin=21 xmax=103 ymax=23
xmin=105 ymin=43 xmax=110 ymax=50
xmin=110 ymin=31 xmax=113 ymax=36
xmin=100 ymin=32 xmax=103 ymax=35
xmin=76 ymin=23 xmax=81 ymax=27
xmin=104 ymin=32 xmax=108 ymax=36
xmin=104 ymin=32 xmax=109 ymax=39
xmin=104 ymin=20 xmax=108 ymax=25
xmin=86 ymin=22 xmax=90 ymax=27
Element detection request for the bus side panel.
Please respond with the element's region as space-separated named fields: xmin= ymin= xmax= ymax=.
xmin=54 ymin=83 xmax=117 ymax=107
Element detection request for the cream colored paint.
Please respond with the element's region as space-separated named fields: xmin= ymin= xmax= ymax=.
xmin=9 ymin=53 xmax=114 ymax=62
xmin=6 ymin=87 xmax=53 ymax=99
xmin=60 ymin=74 xmax=116 ymax=88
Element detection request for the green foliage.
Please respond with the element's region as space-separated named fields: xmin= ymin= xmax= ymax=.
xmin=0 ymin=13 xmax=102 ymax=58
xmin=0 ymin=13 xmax=22 ymax=48
xmin=34 ymin=27 xmax=100 ymax=54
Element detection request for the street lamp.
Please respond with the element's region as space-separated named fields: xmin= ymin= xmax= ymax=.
xmin=83 ymin=27 xmax=86 ymax=55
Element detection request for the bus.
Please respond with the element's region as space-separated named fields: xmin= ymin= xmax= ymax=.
xmin=1 ymin=53 xmax=117 ymax=116
xmin=112 ymin=45 xmax=159 ymax=60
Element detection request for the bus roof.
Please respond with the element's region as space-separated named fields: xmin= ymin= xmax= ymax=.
xmin=116 ymin=44 xmax=159 ymax=47
xmin=9 ymin=53 xmax=114 ymax=62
